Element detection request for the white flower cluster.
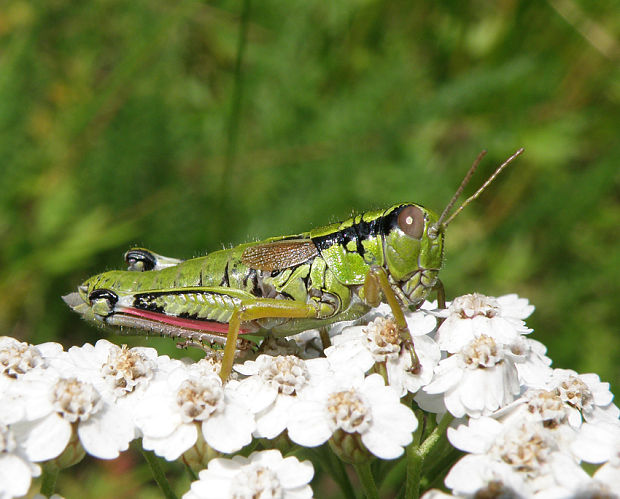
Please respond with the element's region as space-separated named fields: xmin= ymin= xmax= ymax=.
xmin=0 ymin=336 xmax=314 ymax=498
xmin=0 ymin=292 xmax=618 ymax=498
xmin=416 ymin=294 xmax=620 ymax=498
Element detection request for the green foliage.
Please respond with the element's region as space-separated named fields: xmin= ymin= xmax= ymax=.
xmin=1 ymin=0 xmax=619 ymax=495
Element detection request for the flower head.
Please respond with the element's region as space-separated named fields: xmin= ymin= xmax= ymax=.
xmin=446 ymin=417 xmax=590 ymax=496
xmin=325 ymin=309 xmax=439 ymax=397
xmin=135 ymin=365 xmax=255 ymax=460
xmin=546 ymin=369 xmax=619 ymax=425
xmin=434 ymin=293 xmax=533 ymax=353
xmin=287 ymin=372 xmax=417 ymax=460
xmin=0 ymin=338 xmax=47 ymax=380
xmin=183 ymin=449 xmax=314 ymax=499
xmin=10 ymin=367 xmax=136 ymax=462
xmin=234 ymin=355 xmax=331 ymax=439
xmin=423 ymin=335 xmax=521 ymax=418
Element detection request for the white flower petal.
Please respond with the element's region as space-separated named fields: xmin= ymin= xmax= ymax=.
xmin=77 ymin=406 xmax=136 ymax=459
xmin=277 ymin=456 xmax=315 ymax=489
xmin=255 ymin=395 xmax=294 ymax=439
xmin=571 ymin=421 xmax=620 ymax=463
xmin=134 ymin=393 xmax=180 ymax=438
xmin=361 ymin=424 xmax=407 ymax=459
xmin=325 ymin=329 xmax=374 ymax=373
xmin=0 ymin=454 xmax=35 ymax=498
xmin=447 ymin=417 xmax=503 ymax=453
xmin=593 ymin=462 xmax=620 ymax=492
xmin=18 ymin=413 xmax=72 ymax=462
xmin=234 ymin=376 xmax=278 ymax=414
xmin=202 ymin=403 xmax=254 ymax=454
xmin=142 ymin=423 xmax=198 ymax=461
xmin=287 ymin=401 xmax=332 ymax=447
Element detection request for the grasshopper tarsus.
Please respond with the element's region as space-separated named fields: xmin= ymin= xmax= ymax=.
xmin=176 ymin=340 xmax=223 ymax=359
xmin=319 ymin=327 xmax=332 ymax=350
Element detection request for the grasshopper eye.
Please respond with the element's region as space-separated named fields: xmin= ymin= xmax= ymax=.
xmin=397 ymin=205 xmax=425 ymax=239
xmin=125 ymin=249 xmax=157 ymax=271
xmin=89 ymin=289 xmax=118 ymax=307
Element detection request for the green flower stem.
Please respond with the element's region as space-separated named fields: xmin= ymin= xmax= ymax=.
xmin=405 ymin=440 xmax=424 ymax=499
xmin=40 ymin=466 xmax=58 ymax=497
xmin=323 ymin=446 xmax=357 ymax=499
xmin=142 ymin=449 xmax=178 ymax=499
xmin=354 ymin=461 xmax=379 ymax=499
xmin=405 ymin=413 xmax=454 ymax=499
xmin=185 ymin=463 xmax=198 ymax=482
xmin=420 ymin=413 xmax=453 ymax=455
xmin=377 ymin=457 xmax=406 ymax=496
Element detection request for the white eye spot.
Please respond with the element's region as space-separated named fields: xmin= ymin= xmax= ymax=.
xmin=405 ymin=216 xmax=413 ymax=225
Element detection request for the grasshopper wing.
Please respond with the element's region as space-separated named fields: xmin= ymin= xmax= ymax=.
xmin=241 ymin=239 xmax=318 ymax=271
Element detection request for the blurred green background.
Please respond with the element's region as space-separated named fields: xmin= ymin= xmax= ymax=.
xmin=1 ymin=0 xmax=619 ymax=496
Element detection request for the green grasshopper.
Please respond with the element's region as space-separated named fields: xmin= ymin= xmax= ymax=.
xmin=64 ymin=149 xmax=523 ymax=380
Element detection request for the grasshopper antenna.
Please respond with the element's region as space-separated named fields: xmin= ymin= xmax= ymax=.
xmin=429 ymin=148 xmax=524 ymax=237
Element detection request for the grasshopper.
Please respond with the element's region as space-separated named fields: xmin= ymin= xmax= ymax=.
xmin=64 ymin=149 xmax=523 ymax=380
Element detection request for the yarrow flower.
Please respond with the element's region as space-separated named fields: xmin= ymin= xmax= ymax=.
xmin=422 ymin=335 xmax=521 ymax=418
xmin=48 ymin=340 xmax=164 ymax=423
xmin=287 ymin=371 xmax=418 ymax=461
xmin=9 ymin=367 xmax=135 ymax=462
xmin=325 ymin=307 xmax=440 ymax=397
xmin=234 ymin=355 xmax=331 ymax=438
xmin=498 ymin=370 xmax=619 ymax=434
xmin=434 ymin=293 xmax=533 ymax=353
xmin=134 ymin=364 xmax=255 ymax=461
xmin=545 ymin=368 xmax=620 ymax=425
xmin=183 ymin=449 xmax=314 ymax=499
xmin=445 ymin=417 xmax=591 ymax=496
xmin=0 ymin=337 xmax=47 ymax=380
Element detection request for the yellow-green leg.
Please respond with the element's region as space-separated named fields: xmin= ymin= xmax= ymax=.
xmin=362 ymin=265 xmax=421 ymax=372
xmin=363 ymin=266 xmax=408 ymax=330
xmin=220 ymin=298 xmax=320 ymax=381
xmin=319 ymin=327 xmax=332 ymax=349
xmin=434 ymin=279 xmax=446 ymax=309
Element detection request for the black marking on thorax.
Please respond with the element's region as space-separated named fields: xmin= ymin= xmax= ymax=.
xmin=312 ymin=214 xmax=382 ymax=257
xmin=220 ymin=262 xmax=230 ymax=287
xmin=243 ymin=268 xmax=260 ymax=296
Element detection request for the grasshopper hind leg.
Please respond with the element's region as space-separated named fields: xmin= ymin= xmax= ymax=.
xmin=220 ymin=298 xmax=322 ymax=381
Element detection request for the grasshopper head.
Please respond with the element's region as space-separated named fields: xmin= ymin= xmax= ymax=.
xmin=382 ymin=203 xmax=444 ymax=282
xmin=380 ymin=203 xmax=444 ymax=306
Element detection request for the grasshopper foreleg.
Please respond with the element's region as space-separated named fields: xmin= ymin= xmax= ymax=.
xmin=363 ymin=266 xmax=421 ymax=373
xmin=363 ymin=266 xmax=409 ymax=331
xmin=433 ymin=279 xmax=446 ymax=310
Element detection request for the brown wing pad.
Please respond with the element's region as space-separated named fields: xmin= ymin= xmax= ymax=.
xmin=241 ymin=239 xmax=319 ymax=271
